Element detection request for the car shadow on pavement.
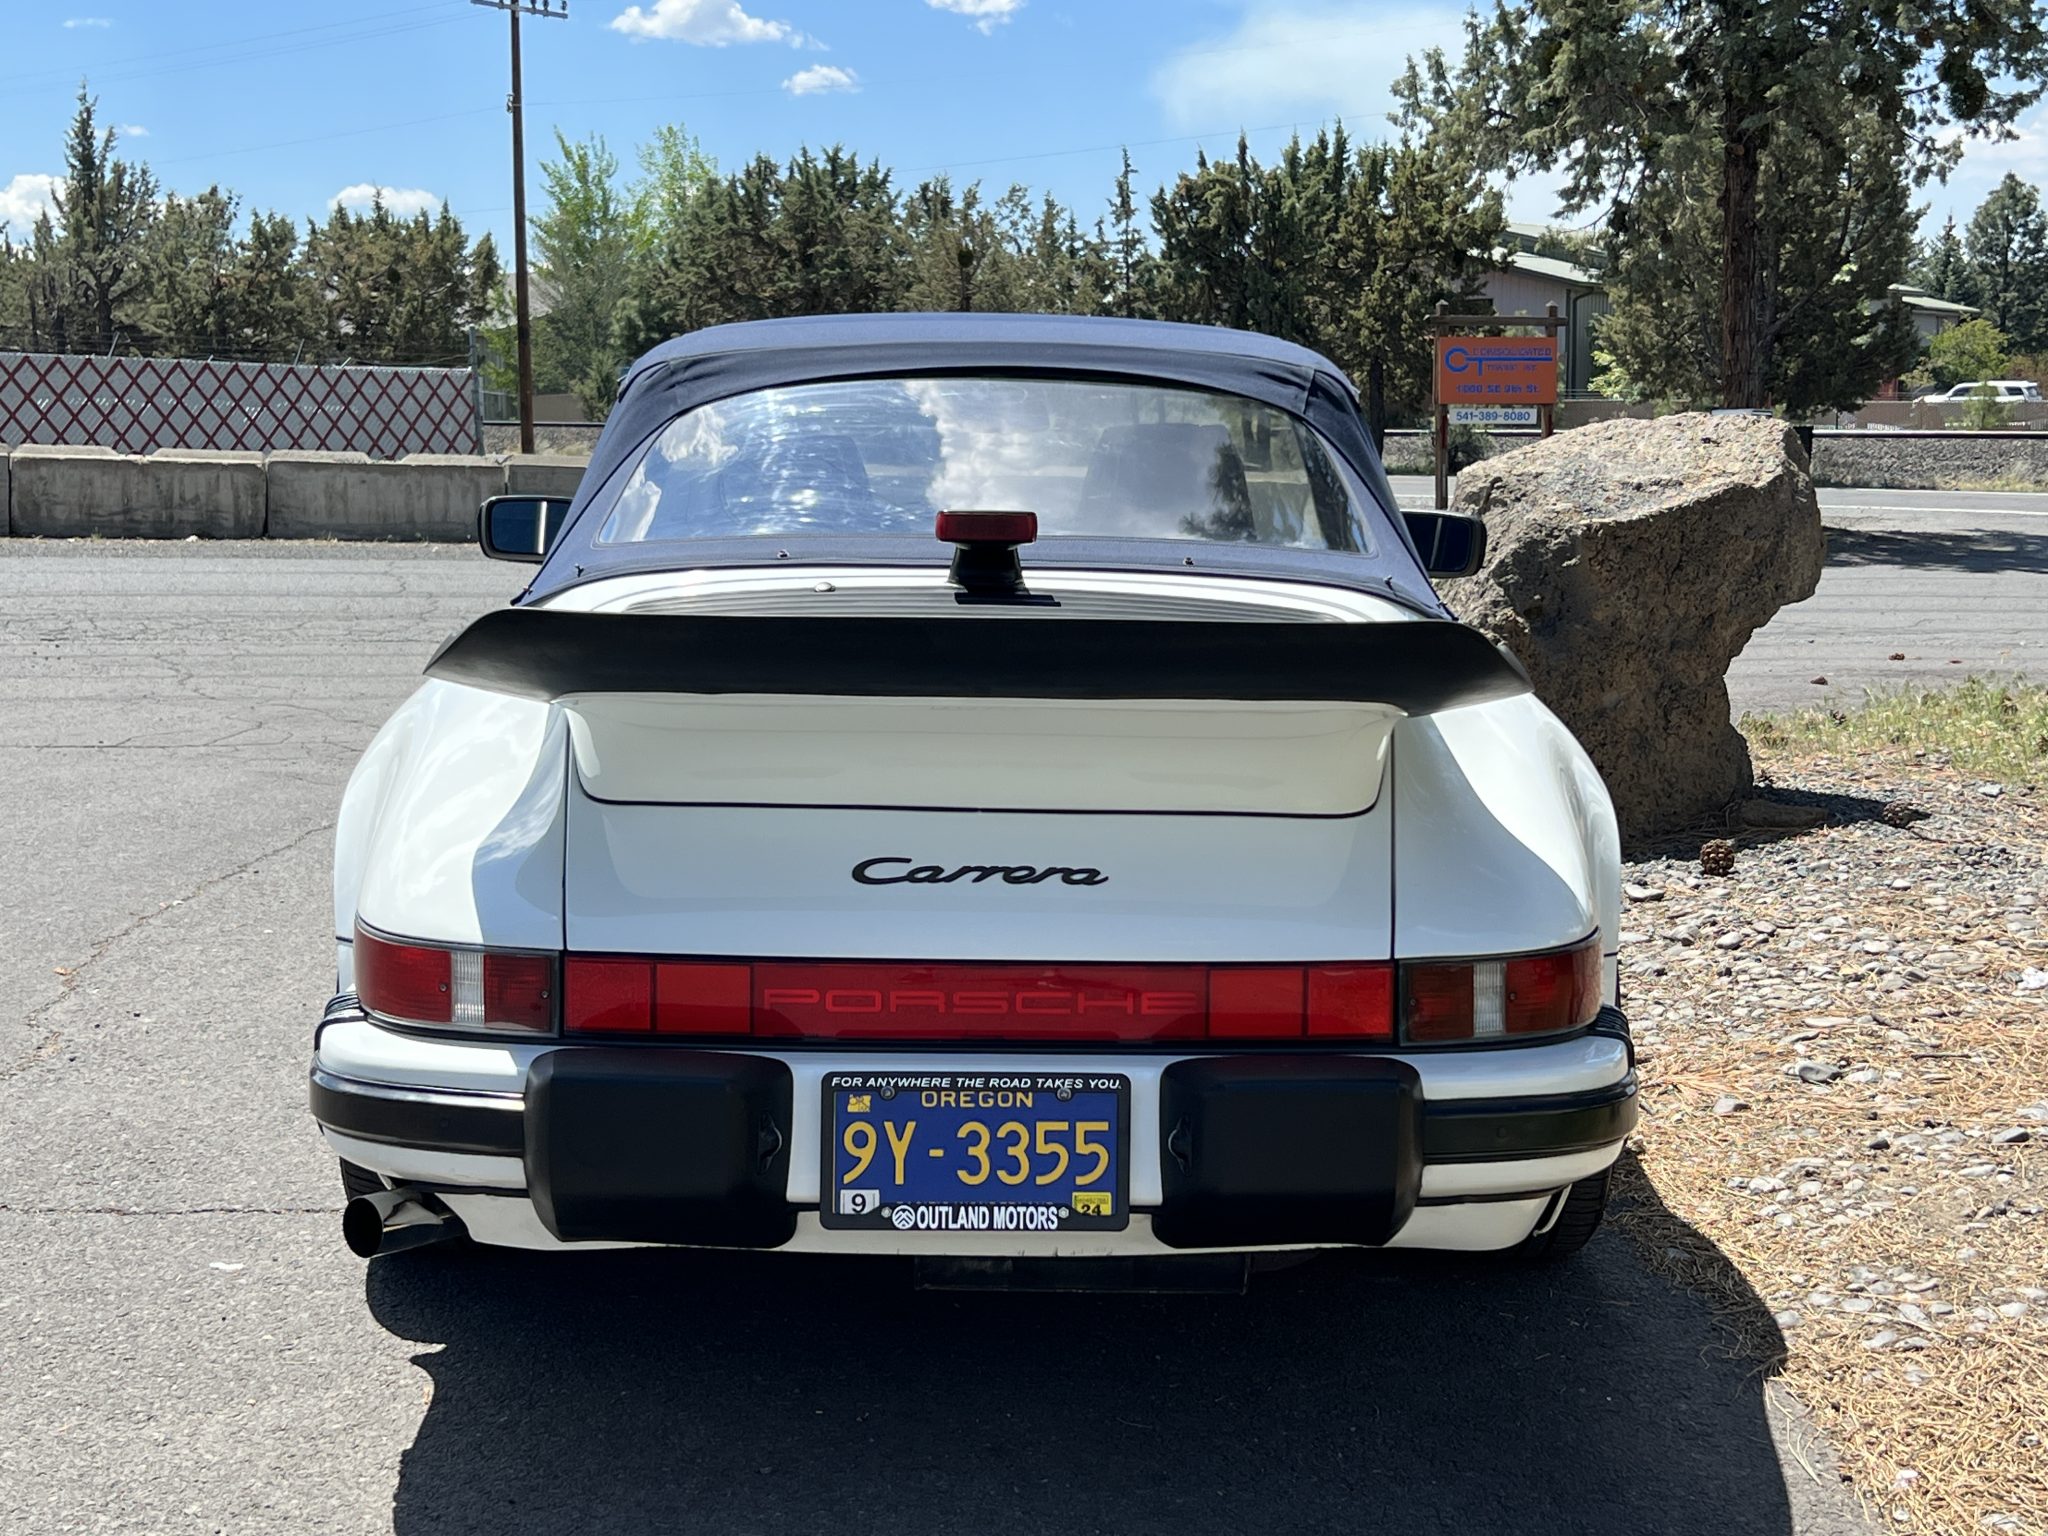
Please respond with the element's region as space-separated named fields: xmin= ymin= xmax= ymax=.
xmin=1824 ymin=523 xmax=2048 ymax=574
xmin=366 ymin=1171 xmax=1826 ymax=1536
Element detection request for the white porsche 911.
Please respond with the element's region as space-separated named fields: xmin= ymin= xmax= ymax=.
xmin=311 ymin=314 xmax=1634 ymax=1284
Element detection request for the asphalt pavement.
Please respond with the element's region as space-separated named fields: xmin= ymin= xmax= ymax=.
xmin=5 ymin=513 xmax=2010 ymax=1534
xmin=1394 ymin=476 xmax=2048 ymax=713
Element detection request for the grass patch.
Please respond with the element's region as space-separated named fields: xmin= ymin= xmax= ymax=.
xmin=1744 ymin=678 xmax=2048 ymax=785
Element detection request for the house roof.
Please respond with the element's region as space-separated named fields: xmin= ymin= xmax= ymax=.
xmin=1889 ymin=284 xmax=1978 ymax=319
xmin=1500 ymin=249 xmax=1606 ymax=288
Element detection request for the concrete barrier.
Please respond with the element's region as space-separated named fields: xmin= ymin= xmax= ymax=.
xmin=9 ymin=445 xmax=267 ymax=537
xmin=504 ymin=453 xmax=589 ymax=501
xmin=267 ymin=452 xmax=506 ymax=541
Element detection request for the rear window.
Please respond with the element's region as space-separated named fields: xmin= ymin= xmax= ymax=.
xmin=594 ymin=376 xmax=1374 ymax=552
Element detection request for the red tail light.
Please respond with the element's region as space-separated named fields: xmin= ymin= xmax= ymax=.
xmin=353 ymin=924 xmax=556 ymax=1033
xmin=354 ymin=928 xmax=452 ymax=1024
xmin=1399 ymin=937 xmax=1602 ymax=1044
xmin=484 ymin=953 xmax=556 ymax=1031
xmin=362 ymin=934 xmax=1600 ymax=1047
xmin=563 ymin=960 xmax=1395 ymax=1043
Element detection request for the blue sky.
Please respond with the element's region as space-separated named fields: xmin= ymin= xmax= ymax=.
xmin=3 ymin=0 xmax=2041 ymax=256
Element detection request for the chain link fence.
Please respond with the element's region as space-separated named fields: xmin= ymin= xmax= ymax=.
xmin=0 ymin=352 xmax=484 ymax=457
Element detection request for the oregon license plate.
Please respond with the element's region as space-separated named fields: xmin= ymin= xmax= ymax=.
xmin=820 ymin=1071 xmax=1129 ymax=1233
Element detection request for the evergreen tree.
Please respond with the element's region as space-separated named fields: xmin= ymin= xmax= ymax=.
xmin=48 ymin=87 xmax=159 ymax=351
xmin=1099 ymin=149 xmax=1155 ymax=319
xmin=1911 ymin=215 xmax=1983 ymax=309
xmin=1965 ymin=174 xmax=2048 ymax=352
xmin=302 ymin=198 xmax=499 ymax=365
xmin=1584 ymin=102 xmax=1920 ymax=414
xmin=230 ymin=211 xmax=317 ymax=359
xmin=1147 ymin=128 xmax=1501 ymax=442
xmin=141 ymin=188 xmax=239 ymax=356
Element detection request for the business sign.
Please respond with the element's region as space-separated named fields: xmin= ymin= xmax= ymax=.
xmin=1435 ymin=335 xmax=1558 ymax=406
xmin=1447 ymin=406 xmax=1539 ymax=426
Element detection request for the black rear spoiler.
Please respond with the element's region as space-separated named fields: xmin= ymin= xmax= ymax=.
xmin=424 ymin=610 xmax=1530 ymax=713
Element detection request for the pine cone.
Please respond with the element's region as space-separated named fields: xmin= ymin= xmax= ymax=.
xmin=1881 ymin=801 xmax=1918 ymax=828
xmin=1699 ymin=838 xmax=1737 ymax=877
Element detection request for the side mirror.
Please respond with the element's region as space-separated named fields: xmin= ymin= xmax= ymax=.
xmin=1403 ymin=510 xmax=1488 ymax=578
xmin=479 ymin=495 xmax=573 ymax=563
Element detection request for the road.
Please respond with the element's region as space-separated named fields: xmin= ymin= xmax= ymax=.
xmin=9 ymin=504 xmax=2023 ymax=1534
xmin=1393 ymin=477 xmax=2048 ymax=713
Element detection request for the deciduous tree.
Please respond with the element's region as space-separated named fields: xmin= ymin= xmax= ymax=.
xmin=531 ymin=132 xmax=636 ymax=415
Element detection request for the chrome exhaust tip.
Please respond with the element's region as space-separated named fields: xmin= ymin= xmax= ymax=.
xmin=343 ymin=1187 xmax=462 ymax=1258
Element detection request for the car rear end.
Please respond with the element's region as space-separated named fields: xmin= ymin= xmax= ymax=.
xmin=313 ymin=572 xmax=1634 ymax=1263
xmin=311 ymin=338 xmax=1635 ymax=1268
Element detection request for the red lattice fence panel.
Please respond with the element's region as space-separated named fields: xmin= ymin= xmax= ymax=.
xmin=0 ymin=353 xmax=483 ymax=457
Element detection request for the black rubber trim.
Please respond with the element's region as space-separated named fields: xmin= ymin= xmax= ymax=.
xmin=1420 ymin=1075 xmax=1638 ymax=1164
xmin=309 ymin=1071 xmax=524 ymax=1158
xmin=424 ymin=609 xmax=1530 ymax=713
xmin=1587 ymin=1003 xmax=1635 ymax=1068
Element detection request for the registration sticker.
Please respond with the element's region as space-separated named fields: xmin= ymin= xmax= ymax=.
xmin=820 ymin=1071 xmax=1129 ymax=1232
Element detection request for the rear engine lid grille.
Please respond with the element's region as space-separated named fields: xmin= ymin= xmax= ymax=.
xmin=621 ymin=587 xmax=1333 ymax=622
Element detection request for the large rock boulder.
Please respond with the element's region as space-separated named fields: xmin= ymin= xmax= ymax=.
xmin=1444 ymin=412 xmax=1823 ymax=840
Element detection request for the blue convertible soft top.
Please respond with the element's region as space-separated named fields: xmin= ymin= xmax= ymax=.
xmin=523 ymin=313 xmax=1442 ymax=612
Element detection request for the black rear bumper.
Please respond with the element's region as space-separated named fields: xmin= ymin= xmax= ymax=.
xmin=310 ymin=1021 xmax=1637 ymax=1250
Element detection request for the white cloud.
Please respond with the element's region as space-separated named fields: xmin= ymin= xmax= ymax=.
xmin=62 ymin=16 xmax=112 ymax=27
xmin=1150 ymin=2 xmax=1462 ymax=131
xmin=1910 ymin=109 xmax=2048 ymax=234
xmin=783 ymin=63 xmax=857 ymax=95
xmin=0 ymin=173 xmax=64 ymax=236
xmin=117 ymin=124 xmax=148 ymax=138
xmin=1946 ymin=109 xmax=2048 ymax=184
xmin=927 ymin=0 xmax=1024 ymax=32
xmin=608 ymin=0 xmax=801 ymax=45
xmin=329 ymin=183 xmax=441 ymax=217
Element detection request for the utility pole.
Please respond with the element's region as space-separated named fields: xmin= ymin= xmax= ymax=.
xmin=471 ymin=0 xmax=566 ymax=455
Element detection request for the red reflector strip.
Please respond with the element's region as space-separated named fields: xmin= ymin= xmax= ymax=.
xmin=553 ymin=958 xmax=1399 ymax=1042
xmin=753 ymin=962 xmax=1206 ymax=1042
xmin=564 ymin=958 xmax=653 ymax=1034
xmin=655 ymin=962 xmax=751 ymax=1035
xmin=1306 ymin=965 xmax=1396 ymax=1041
xmin=1209 ymin=967 xmax=1305 ymax=1038
xmin=354 ymin=926 xmax=453 ymax=1024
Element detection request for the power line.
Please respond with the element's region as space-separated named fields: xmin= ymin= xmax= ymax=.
xmin=1 ymin=9 xmax=470 ymax=97
xmin=152 ymin=107 xmax=503 ymax=169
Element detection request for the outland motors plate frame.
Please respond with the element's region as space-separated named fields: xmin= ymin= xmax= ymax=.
xmin=821 ymin=1071 xmax=1130 ymax=1233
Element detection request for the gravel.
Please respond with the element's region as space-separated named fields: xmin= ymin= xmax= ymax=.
xmin=1616 ymin=749 xmax=2047 ymax=1533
